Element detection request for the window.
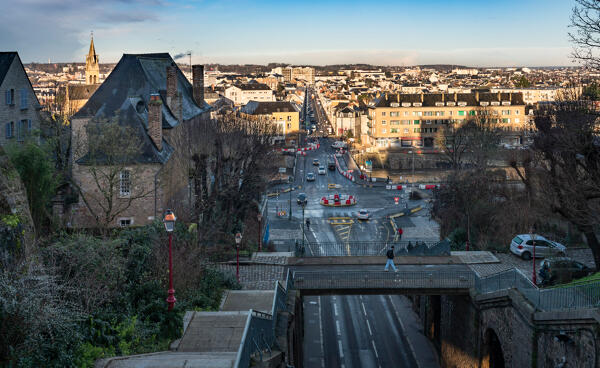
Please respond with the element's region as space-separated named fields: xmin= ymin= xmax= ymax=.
xmin=424 ymin=111 xmax=433 ymax=116
xmin=381 ymin=120 xmax=387 ymax=125
xmin=119 ymin=170 xmax=131 ymax=197
xmin=390 ymin=120 xmax=400 ymax=125
xmin=404 ymin=111 xmax=410 ymax=116
xmin=404 ymin=128 xmax=409 ymax=133
xmin=5 ymin=121 xmax=14 ymax=139
xmin=458 ymin=111 xmax=465 ymax=116
xmin=401 ymin=120 xmax=411 ymax=125
xmin=426 ymin=120 xmax=432 ymax=124
xmin=118 ymin=218 xmax=133 ymax=227
xmin=17 ymin=120 xmax=25 ymax=141
xmin=435 ymin=111 xmax=444 ymax=116
xmin=391 ymin=128 xmax=398 ymax=133
xmin=413 ymin=111 xmax=422 ymax=116
xmin=502 ymin=118 xmax=511 ymax=123
xmin=501 ymin=110 xmax=511 ymax=115
xmin=19 ymin=89 xmax=27 ymax=109
xmin=382 ymin=128 xmax=387 ymax=134
xmin=5 ymin=89 xmax=14 ymax=105
xmin=381 ymin=111 xmax=386 ymax=116
xmin=515 ymin=118 xmax=520 ymax=123
xmin=390 ymin=111 xmax=399 ymax=117
xmin=413 ymin=120 xmax=420 ymax=124
xmin=287 ymin=115 xmax=292 ymax=121
xmin=469 ymin=111 xmax=476 ymax=116
xmin=514 ymin=110 xmax=520 ymax=115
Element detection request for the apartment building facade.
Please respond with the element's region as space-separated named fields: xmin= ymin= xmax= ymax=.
xmin=224 ymin=83 xmax=275 ymax=105
xmin=240 ymin=101 xmax=299 ymax=140
xmin=368 ymin=92 xmax=527 ymax=148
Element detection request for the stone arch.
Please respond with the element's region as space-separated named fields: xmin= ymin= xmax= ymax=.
xmin=481 ymin=328 xmax=505 ymax=368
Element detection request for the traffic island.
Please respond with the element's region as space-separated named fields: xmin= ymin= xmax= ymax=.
xmin=320 ymin=194 xmax=357 ymax=206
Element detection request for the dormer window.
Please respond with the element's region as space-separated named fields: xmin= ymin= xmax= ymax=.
xmin=457 ymin=101 xmax=467 ymax=106
xmin=401 ymin=102 xmax=411 ymax=107
xmin=435 ymin=102 xmax=444 ymax=106
xmin=446 ymin=102 xmax=455 ymax=106
xmin=390 ymin=102 xmax=399 ymax=107
xmin=502 ymin=101 xmax=511 ymax=106
xmin=480 ymin=101 xmax=489 ymax=106
xmin=491 ymin=101 xmax=500 ymax=106
xmin=413 ymin=102 xmax=422 ymax=107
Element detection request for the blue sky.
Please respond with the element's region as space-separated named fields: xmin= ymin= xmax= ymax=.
xmin=1 ymin=0 xmax=577 ymax=66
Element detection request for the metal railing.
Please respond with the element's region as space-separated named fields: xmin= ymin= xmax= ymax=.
xmin=293 ymin=270 xmax=475 ymax=291
xmin=298 ymin=240 xmax=448 ymax=257
xmin=234 ymin=310 xmax=274 ymax=368
xmin=538 ymin=280 xmax=600 ymax=310
xmin=235 ymin=270 xmax=293 ymax=368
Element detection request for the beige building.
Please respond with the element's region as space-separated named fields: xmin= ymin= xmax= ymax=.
xmin=240 ymin=101 xmax=299 ymax=141
xmin=491 ymin=87 xmax=582 ymax=105
xmin=62 ymin=36 xmax=101 ymax=115
xmin=282 ymin=66 xmax=315 ymax=84
xmin=224 ymin=83 xmax=275 ymax=105
xmin=368 ymin=92 xmax=527 ymax=148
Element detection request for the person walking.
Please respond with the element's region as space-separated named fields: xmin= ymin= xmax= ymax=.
xmin=385 ymin=245 xmax=398 ymax=272
xmin=397 ymin=227 xmax=403 ymax=240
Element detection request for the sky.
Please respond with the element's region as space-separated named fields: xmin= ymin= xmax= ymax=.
xmin=0 ymin=0 xmax=579 ymax=66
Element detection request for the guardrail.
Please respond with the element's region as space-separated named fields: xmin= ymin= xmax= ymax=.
xmin=297 ymin=240 xmax=449 ymax=257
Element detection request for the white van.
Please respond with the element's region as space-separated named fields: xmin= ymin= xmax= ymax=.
xmin=331 ymin=141 xmax=347 ymax=149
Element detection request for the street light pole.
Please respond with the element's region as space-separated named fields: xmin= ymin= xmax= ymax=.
xmin=531 ymin=228 xmax=537 ymax=285
xmin=163 ymin=210 xmax=177 ymax=311
xmin=257 ymin=214 xmax=262 ymax=252
xmin=235 ymin=232 xmax=242 ymax=283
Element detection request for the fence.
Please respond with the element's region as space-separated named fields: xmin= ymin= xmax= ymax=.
xmin=234 ymin=269 xmax=292 ymax=368
xmin=297 ymin=240 xmax=449 ymax=257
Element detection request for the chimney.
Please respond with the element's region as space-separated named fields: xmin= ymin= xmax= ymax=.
xmin=441 ymin=92 xmax=445 ymax=102
xmin=166 ymin=65 xmax=182 ymax=123
xmin=498 ymin=91 xmax=501 ymax=101
xmin=420 ymin=92 xmax=424 ymax=103
xmin=148 ymin=94 xmax=162 ymax=151
xmin=454 ymin=92 xmax=458 ymax=102
xmin=475 ymin=91 xmax=479 ymax=102
xmin=192 ymin=64 xmax=205 ymax=106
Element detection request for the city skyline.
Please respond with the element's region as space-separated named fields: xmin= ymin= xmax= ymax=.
xmin=2 ymin=0 xmax=579 ymax=66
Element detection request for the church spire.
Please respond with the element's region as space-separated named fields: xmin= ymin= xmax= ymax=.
xmin=85 ymin=33 xmax=99 ymax=85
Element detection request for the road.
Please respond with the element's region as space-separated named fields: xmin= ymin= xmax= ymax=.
xmin=267 ymin=88 xmax=441 ymax=367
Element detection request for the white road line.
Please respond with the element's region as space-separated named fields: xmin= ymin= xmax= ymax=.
xmin=361 ymin=302 xmax=367 ymax=316
xmin=338 ymin=340 xmax=344 ymax=358
xmin=336 ymin=320 xmax=341 ymax=336
xmin=371 ymin=340 xmax=379 ymax=358
xmin=333 ymin=303 xmax=339 ymax=317
xmin=366 ymin=319 xmax=373 ymax=336
xmin=318 ymin=296 xmax=325 ymax=368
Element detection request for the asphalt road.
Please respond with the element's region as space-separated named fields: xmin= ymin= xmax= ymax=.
xmin=268 ymin=93 xmax=440 ymax=368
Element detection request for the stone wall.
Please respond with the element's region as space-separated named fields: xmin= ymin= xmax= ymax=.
xmin=412 ymin=290 xmax=600 ymax=368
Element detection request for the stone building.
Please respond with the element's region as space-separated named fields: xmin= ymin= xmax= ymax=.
xmin=68 ymin=53 xmax=210 ymax=228
xmin=0 ymin=52 xmax=42 ymax=147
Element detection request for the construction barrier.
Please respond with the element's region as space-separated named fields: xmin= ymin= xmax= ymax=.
xmin=418 ymin=184 xmax=437 ymax=190
xmin=320 ymin=193 xmax=357 ymax=207
xmin=333 ymin=155 xmax=355 ymax=182
xmin=328 ymin=183 xmax=341 ymax=189
xmin=385 ymin=185 xmax=403 ymax=190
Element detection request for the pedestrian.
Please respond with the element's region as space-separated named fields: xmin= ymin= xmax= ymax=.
xmin=384 ymin=245 xmax=398 ymax=272
xmin=398 ymin=227 xmax=403 ymax=240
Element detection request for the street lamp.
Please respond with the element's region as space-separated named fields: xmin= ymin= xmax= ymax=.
xmin=257 ymin=213 xmax=263 ymax=252
xmin=235 ymin=232 xmax=242 ymax=283
xmin=163 ymin=210 xmax=177 ymax=311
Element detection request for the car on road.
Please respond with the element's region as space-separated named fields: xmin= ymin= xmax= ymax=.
xmin=509 ymin=234 xmax=567 ymax=260
xmin=318 ymin=166 xmax=326 ymax=175
xmin=356 ymin=209 xmax=369 ymax=220
xmin=306 ymin=172 xmax=315 ymax=181
xmin=296 ymin=193 xmax=307 ymax=206
xmin=327 ymin=160 xmax=336 ymax=171
xmin=312 ymin=158 xmax=320 ymax=166
xmin=538 ymin=257 xmax=593 ymax=286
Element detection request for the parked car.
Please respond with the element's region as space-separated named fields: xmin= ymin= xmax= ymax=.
xmin=318 ymin=166 xmax=326 ymax=175
xmin=509 ymin=234 xmax=567 ymax=260
xmin=296 ymin=193 xmax=307 ymax=206
xmin=306 ymin=172 xmax=315 ymax=181
xmin=356 ymin=209 xmax=369 ymax=220
xmin=538 ymin=257 xmax=593 ymax=286
xmin=312 ymin=158 xmax=320 ymax=166
xmin=328 ymin=160 xmax=336 ymax=171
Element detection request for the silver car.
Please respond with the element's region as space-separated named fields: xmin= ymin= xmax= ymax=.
xmin=509 ymin=234 xmax=566 ymax=260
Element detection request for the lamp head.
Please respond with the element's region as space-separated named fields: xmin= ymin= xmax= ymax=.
xmin=163 ymin=210 xmax=176 ymax=233
xmin=235 ymin=232 xmax=242 ymax=246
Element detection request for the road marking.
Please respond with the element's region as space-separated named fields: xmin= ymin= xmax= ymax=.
xmin=336 ymin=320 xmax=341 ymax=336
xmin=317 ymin=296 xmax=325 ymax=368
xmin=366 ymin=319 xmax=373 ymax=336
xmin=371 ymin=340 xmax=379 ymax=358
xmin=333 ymin=303 xmax=339 ymax=317
xmin=338 ymin=340 xmax=344 ymax=358
xmin=361 ymin=302 xmax=367 ymax=316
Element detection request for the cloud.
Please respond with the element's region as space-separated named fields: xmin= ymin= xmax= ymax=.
xmin=0 ymin=0 xmax=163 ymax=62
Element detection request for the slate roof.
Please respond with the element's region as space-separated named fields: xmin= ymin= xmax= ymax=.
xmin=373 ymin=92 xmax=525 ymax=108
xmin=67 ymin=83 xmax=100 ymax=100
xmin=76 ymin=97 xmax=174 ymax=165
xmin=241 ymin=101 xmax=298 ymax=115
xmin=0 ymin=52 xmax=17 ymax=86
xmin=73 ymin=53 xmax=210 ymax=127
xmin=236 ymin=83 xmax=272 ymax=91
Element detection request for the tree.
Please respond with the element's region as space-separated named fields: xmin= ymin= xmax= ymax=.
xmin=435 ymin=121 xmax=470 ymax=170
xmin=529 ymin=102 xmax=600 ymax=268
xmin=570 ymin=0 xmax=600 ymax=67
xmin=513 ymin=75 xmax=531 ymax=88
xmin=72 ymin=118 xmax=153 ymax=229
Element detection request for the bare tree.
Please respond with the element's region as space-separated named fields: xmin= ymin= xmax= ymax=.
xmin=570 ymin=0 xmax=600 ymax=68
xmin=435 ymin=121 xmax=470 ymax=170
xmin=72 ymin=118 xmax=154 ymax=229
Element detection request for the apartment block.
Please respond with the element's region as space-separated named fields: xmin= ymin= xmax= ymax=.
xmin=224 ymin=83 xmax=275 ymax=105
xmin=368 ymin=92 xmax=527 ymax=148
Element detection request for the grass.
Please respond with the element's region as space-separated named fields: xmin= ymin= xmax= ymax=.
xmin=548 ymin=272 xmax=600 ymax=288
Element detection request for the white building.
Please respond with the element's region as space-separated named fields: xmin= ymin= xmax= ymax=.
xmin=224 ymin=83 xmax=275 ymax=105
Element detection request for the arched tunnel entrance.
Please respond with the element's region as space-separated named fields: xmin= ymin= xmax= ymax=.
xmin=482 ymin=328 xmax=505 ymax=368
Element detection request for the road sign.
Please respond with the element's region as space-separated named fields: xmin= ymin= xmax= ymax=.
xmin=278 ymin=167 xmax=287 ymax=173
xmin=394 ymin=197 xmax=399 ymax=205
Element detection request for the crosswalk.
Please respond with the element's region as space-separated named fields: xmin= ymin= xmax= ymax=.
xmin=328 ymin=217 xmax=354 ymax=243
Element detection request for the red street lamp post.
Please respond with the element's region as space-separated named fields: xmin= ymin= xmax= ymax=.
xmin=163 ymin=210 xmax=177 ymax=311
xmin=257 ymin=214 xmax=263 ymax=252
xmin=235 ymin=232 xmax=242 ymax=283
